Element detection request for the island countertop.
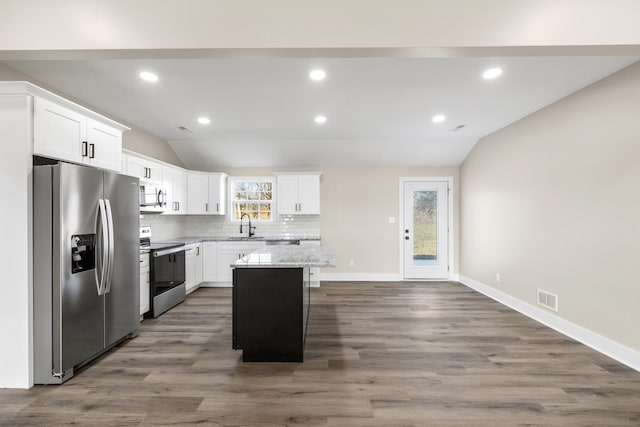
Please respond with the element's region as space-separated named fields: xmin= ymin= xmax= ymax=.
xmin=232 ymin=245 xmax=336 ymax=269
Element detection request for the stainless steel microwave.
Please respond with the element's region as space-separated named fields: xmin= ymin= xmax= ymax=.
xmin=139 ymin=183 xmax=166 ymax=213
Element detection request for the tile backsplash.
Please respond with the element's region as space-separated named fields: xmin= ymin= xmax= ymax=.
xmin=140 ymin=213 xmax=320 ymax=241
xmin=186 ymin=214 xmax=320 ymax=237
xmin=139 ymin=214 xmax=187 ymax=241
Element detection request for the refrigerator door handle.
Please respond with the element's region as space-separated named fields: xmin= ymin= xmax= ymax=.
xmin=104 ymin=198 xmax=115 ymax=294
xmin=96 ymin=199 xmax=109 ymax=296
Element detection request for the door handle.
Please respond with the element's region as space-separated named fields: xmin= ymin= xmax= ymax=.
xmin=104 ymin=199 xmax=115 ymax=294
xmin=96 ymin=199 xmax=109 ymax=296
xmin=405 ymin=236 xmax=410 ymax=240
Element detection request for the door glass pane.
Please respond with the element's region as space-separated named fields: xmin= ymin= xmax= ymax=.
xmin=413 ymin=191 xmax=437 ymax=266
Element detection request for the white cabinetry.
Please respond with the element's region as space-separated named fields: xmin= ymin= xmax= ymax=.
xmin=187 ymin=172 xmax=228 ymax=215
xmin=185 ymin=242 xmax=203 ymax=294
xmin=163 ymin=166 xmax=187 ymax=214
xmin=300 ymin=240 xmax=321 ymax=287
xmin=33 ymin=96 xmax=125 ymax=172
xmin=275 ymin=173 xmax=321 ymax=215
xmin=139 ymin=252 xmax=150 ymax=316
xmin=125 ymin=154 xmax=163 ymax=185
xmin=216 ymin=241 xmax=266 ymax=283
xmin=194 ymin=243 xmax=203 ymax=286
xmin=202 ymin=242 xmax=218 ymax=282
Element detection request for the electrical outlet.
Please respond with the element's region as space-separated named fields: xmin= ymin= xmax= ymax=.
xmin=495 ymin=273 xmax=501 ymax=282
xmin=349 ymin=259 xmax=355 ymax=267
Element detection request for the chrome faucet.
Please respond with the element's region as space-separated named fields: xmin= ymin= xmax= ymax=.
xmin=239 ymin=213 xmax=256 ymax=237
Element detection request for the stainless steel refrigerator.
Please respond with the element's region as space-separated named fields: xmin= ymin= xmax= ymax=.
xmin=33 ymin=161 xmax=139 ymax=384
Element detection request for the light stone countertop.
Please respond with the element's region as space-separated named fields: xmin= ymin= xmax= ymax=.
xmin=155 ymin=235 xmax=321 ymax=245
xmin=232 ymin=245 xmax=336 ymax=269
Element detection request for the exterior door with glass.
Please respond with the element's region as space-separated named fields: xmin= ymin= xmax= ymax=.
xmin=402 ymin=180 xmax=449 ymax=279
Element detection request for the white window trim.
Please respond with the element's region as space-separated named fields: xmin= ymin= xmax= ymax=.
xmin=228 ymin=176 xmax=276 ymax=223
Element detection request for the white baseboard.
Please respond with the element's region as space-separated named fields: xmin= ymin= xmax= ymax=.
xmin=319 ymin=273 xmax=403 ymax=282
xmin=458 ymin=275 xmax=640 ymax=373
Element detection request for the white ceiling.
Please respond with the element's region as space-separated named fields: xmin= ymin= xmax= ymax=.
xmin=3 ymin=56 xmax=638 ymax=169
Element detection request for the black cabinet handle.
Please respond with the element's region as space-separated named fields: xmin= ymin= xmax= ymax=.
xmin=81 ymin=141 xmax=88 ymax=157
xmin=89 ymin=143 xmax=95 ymax=159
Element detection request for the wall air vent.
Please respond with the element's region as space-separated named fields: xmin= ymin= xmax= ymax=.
xmin=177 ymin=126 xmax=192 ymax=133
xmin=537 ymin=288 xmax=559 ymax=312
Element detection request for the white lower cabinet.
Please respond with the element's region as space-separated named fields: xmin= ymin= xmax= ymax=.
xmin=202 ymin=242 xmax=218 ymax=282
xmin=194 ymin=243 xmax=203 ymax=286
xmin=185 ymin=243 xmax=203 ymax=294
xmin=216 ymin=241 xmax=266 ymax=283
xmin=300 ymin=240 xmax=321 ymax=287
xmin=139 ymin=252 xmax=150 ymax=316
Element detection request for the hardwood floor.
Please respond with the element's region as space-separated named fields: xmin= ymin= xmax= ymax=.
xmin=2 ymin=281 xmax=640 ymax=425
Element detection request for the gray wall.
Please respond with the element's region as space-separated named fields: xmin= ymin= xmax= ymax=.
xmin=459 ymin=61 xmax=640 ymax=352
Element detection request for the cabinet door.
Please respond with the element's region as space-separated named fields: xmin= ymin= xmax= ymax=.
xmin=85 ymin=118 xmax=122 ymax=172
xmin=217 ymin=242 xmax=265 ymax=283
xmin=187 ymin=173 xmax=209 ymax=214
xmin=276 ymin=175 xmax=299 ymax=215
xmin=216 ymin=243 xmax=242 ymax=283
xmin=208 ymin=173 xmax=227 ymax=215
xmin=202 ymin=242 xmax=218 ymax=281
xmin=33 ymin=97 xmax=85 ymax=163
xmin=140 ymin=266 xmax=150 ymax=315
xmin=300 ymin=240 xmax=321 ymax=287
xmin=127 ymin=156 xmax=162 ymax=184
xmin=163 ymin=167 xmax=187 ymax=215
xmin=297 ymin=174 xmax=320 ymax=214
xmin=173 ymin=169 xmax=188 ymax=214
xmin=185 ymin=248 xmax=196 ymax=293
xmin=194 ymin=243 xmax=203 ymax=285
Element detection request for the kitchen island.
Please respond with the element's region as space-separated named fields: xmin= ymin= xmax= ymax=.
xmin=231 ymin=245 xmax=335 ymax=362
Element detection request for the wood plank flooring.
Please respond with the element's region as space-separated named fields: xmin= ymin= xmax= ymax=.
xmin=2 ymin=281 xmax=640 ymax=425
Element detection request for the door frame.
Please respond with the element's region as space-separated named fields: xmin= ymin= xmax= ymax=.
xmin=399 ymin=177 xmax=454 ymax=280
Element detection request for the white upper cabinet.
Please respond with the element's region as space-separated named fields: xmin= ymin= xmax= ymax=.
xmin=187 ymin=172 xmax=209 ymax=214
xmin=187 ymin=172 xmax=228 ymax=215
xmin=163 ymin=166 xmax=187 ymax=214
xmin=208 ymin=173 xmax=227 ymax=215
xmin=125 ymin=154 xmax=163 ymax=185
xmin=33 ymin=96 xmax=125 ymax=172
xmin=275 ymin=173 xmax=321 ymax=215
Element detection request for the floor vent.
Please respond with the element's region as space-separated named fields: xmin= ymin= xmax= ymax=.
xmin=537 ymin=288 xmax=559 ymax=312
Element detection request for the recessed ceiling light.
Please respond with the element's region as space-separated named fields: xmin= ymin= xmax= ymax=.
xmin=197 ymin=117 xmax=211 ymax=125
xmin=482 ymin=67 xmax=503 ymax=79
xmin=432 ymin=114 xmax=446 ymax=123
xmin=309 ymin=69 xmax=326 ymax=81
xmin=139 ymin=71 xmax=158 ymax=82
xmin=314 ymin=115 xmax=327 ymax=124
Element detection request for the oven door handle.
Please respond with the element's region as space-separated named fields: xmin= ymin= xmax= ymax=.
xmin=152 ymin=246 xmax=185 ymax=257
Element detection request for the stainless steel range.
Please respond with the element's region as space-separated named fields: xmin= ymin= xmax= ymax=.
xmin=140 ymin=226 xmax=186 ymax=318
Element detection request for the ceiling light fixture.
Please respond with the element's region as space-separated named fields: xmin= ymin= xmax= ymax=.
xmin=197 ymin=117 xmax=211 ymax=125
xmin=139 ymin=71 xmax=158 ymax=82
xmin=482 ymin=67 xmax=503 ymax=79
xmin=314 ymin=115 xmax=327 ymax=124
xmin=309 ymin=69 xmax=326 ymax=81
xmin=432 ymin=114 xmax=446 ymax=123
